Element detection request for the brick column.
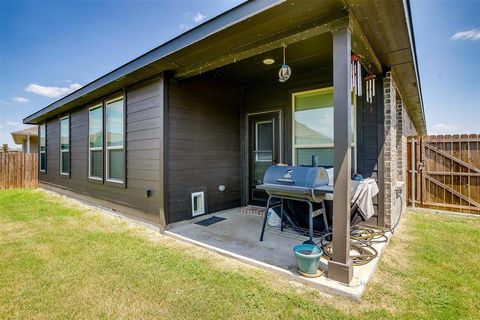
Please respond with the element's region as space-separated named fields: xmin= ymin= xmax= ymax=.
xmin=383 ymin=71 xmax=397 ymax=227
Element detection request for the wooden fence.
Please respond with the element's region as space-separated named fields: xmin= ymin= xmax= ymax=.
xmin=0 ymin=153 xmax=38 ymax=189
xmin=407 ymin=134 xmax=480 ymax=214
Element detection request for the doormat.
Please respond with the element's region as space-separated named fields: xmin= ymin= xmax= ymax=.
xmin=240 ymin=206 xmax=266 ymax=217
xmin=195 ymin=216 xmax=226 ymax=226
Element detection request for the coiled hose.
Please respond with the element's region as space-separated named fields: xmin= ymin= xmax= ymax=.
xmin=318 ymin=194 xmax=404 ymax=266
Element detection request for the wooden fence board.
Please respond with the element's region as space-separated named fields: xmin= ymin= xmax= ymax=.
xmin=0 ymin=153 xmax=38 ymax=189
xmin=408 ymin=135 xmax=480 ymax=214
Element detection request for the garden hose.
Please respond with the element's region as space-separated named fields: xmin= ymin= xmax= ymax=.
xmin=318 ymin=196 xmax=404 ymax=266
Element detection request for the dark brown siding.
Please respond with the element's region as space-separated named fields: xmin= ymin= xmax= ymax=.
xmin=39 ymin=77 xmax=163 ymax=224
xmin=167 ymin=76 xmax=242 ymax=223
xmin=356 ymin=75 xmax=385 ymax=226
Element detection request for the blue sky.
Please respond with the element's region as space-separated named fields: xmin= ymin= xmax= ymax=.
xmin=0 ymin=0 xmax=479 ymax=147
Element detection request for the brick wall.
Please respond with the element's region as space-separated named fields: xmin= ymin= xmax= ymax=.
xmin=383 ymin=71 xmax=417 ymax=227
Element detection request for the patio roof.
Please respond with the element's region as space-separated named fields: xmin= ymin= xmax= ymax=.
xmin=23 ymin=0 xmax=425 ymax=134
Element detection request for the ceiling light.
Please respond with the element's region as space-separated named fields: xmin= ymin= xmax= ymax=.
xmin=263 ymin=58 xmax=275 ymax=65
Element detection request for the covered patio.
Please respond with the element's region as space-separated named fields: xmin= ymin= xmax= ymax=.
xmin=168 ymin=11 xmax=379 ymax=285
xmin=162 ymin=0 xmax=423 ymax=288
xmin=166 ymin=208 xmax=391 ymax=298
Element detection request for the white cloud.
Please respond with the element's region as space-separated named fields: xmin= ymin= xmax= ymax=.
xmin=451 ymin=29 xmax=480 ymax=41
xmin=179 ymin=23 xmax=189 ymax=30
xmin=12 ymin=97 xmax=29 ymax=103
xmin=193 ymin=12 xmax=206 ymax=23
xmin=25 ymin=83 xmax=82 ymax=98
xmin=6 ymin=121 xmax=21 ymax=127
xmin=64 ymin=79 xmax=72 ymax=83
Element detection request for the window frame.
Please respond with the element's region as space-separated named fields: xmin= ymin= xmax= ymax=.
xmin=39 ymin=123 xmax=47 ymax=173
xmin=59 ymin=116 xmax=70 ymax=176
xmin=291 ymin=87 xmax=357 ymax=171
xmin=88 ymin=103 xmax=104 ymax=181
xmin=254 ymin=120 xmax=274 ymax=162
xmin=105 ymin=95 xmax=125 ymax=184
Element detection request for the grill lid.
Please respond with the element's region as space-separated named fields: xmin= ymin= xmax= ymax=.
xmin=261 ymin=165 xmax=329 ymax=202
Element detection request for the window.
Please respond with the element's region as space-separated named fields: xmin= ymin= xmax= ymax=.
xmin=255 ymin=120 xmax=273 ymax=162
xmin=39 ymin=123 xmax=46 ymax=172
xmin=191 ymin=192 xmax=205 ymax=216
xmin=59 ymin=117 xmax=70 ymax=175
xmin=89 ymin=104 xmax=103 ymax=180
xmin=292 ymin=88 xmax=356 ymax=170
xmin=106 ymin=96 xmax=124 ymax=183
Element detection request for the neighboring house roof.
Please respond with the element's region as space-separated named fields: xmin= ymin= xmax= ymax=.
xmin=11 ymin=126 xmax=38 ymax=145
xmin=23 ymin=0 xmax=426 ymax=134
xmin=295 ymin=121 xmax=332 ymax=145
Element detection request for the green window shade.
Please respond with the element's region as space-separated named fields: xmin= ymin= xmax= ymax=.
xmin=108 ymin=149 xmax=124 ymax=180
xmin=294 ymin=89 xmax=333 ymax=112
xmin=294 ymin=89 xmax=334 ymax=146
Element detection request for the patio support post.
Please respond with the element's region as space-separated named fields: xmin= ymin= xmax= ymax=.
xmin=328 ymin=26 xmax=353 ymax=284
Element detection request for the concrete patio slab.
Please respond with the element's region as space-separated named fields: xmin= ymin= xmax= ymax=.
xmin=166 ymin=208 xmax=392 ymax=300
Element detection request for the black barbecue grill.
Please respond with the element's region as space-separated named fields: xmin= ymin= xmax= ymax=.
xmin=257 ymin=165 xmax=334 ymax=242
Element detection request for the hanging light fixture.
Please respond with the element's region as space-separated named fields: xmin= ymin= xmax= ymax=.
xmin=278 ymin=45 xmax=291 ymax=82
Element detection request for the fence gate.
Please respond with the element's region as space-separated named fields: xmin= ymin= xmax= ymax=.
xmin=407 ymin=135 xmax=480 ymax=214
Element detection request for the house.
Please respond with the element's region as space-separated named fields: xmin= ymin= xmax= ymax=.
xmin=23 ymin=0 xmax=425 ymax=285
xmin=10 ymin=127 xmax=39 ymax=153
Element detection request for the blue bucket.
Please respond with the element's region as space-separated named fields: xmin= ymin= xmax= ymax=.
xmin=293 ymin=244 xmax=322 ymax=275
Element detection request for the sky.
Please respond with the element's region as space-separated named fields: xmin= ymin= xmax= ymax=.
xmin=0 ymin=0 xmax=479 ymax=148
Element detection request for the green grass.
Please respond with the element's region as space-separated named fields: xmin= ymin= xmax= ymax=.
xmin=0 ymin=189 xmax=479 ymax=319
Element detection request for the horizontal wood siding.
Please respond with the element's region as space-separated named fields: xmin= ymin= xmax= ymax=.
xmin=356 ymin=75 xmax=385 ymax=225
xmin=167 ymin=77 xmax=242 ymax=223
xmin=39 ymin=78 xmax=163 ymax=224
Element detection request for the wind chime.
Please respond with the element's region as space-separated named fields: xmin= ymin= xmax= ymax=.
xmin=278 ymin=45 xmax=291 ymax=83
xmin=364 ymin=74 xmax=376 ymax=103
xmin=351 ymin=53 xmax=377 ymax=103
xmin=351 ymin=54 xmax=362 ymax=96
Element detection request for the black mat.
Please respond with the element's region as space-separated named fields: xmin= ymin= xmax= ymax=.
xmin=194 ymin=216 xmax=226 ymax=226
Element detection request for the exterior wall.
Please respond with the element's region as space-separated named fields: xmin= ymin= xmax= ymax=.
xmin=22 ymin=136 xmax=38 ymax=153
xmin=383 ymin=71 xmax=418 ymax=227
xmin=356 ymin=75 xmax=385 ymax=226
xmin=39 ymin=77 xmax=164 ymax=225
xmin=167 ymin=76 xmax=242 ymax=223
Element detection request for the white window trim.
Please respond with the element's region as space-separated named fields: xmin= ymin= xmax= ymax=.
xmin=59 ymin=116 xmax=70 ymax=176
xmin=291 ymin=87 xmax=357 ymax=172
xmin=191 ymin=191 xmax=205 ymax=216
xmin=88 ymin=104 xmax=103 ymax=181
xmin=254 ymin=120 xmax=274 ymax=162
xmin=105 ymin=96 xmax=124 ymax=184
xmin=39 ymin=123 xmax=46 ymax=172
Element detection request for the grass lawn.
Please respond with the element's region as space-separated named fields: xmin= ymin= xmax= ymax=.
xmin=0 ymin=189 xmax=479 ymax=319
